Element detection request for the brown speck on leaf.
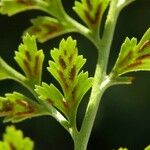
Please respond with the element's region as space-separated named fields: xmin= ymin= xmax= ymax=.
xmin=95 ymin=4 xmax=102 ymax=24
xmin=30 ymin=27 xmax=41 ymax=34
xmin=84 ymin=3 xmax=102 ymax=25
xmin=86 ymin=0 xmax=93 ymax=10
xmin=63 ymin=101 xmax=69 ymax=111
xmin=68 ymin=54 xmax=74 ymax=63
xmin=136 ymin=54 xmax=150 ymax=61
xmin=9 ymin=142 xmax=16 ymax=150
xmin=23 ymin=59 xmax=32 ymax=76
xmin=84 ymin=10 xmax=94 ymax=24
xmin=59 ymin=56 xmax=66 ymax=69
xmin=46 ymin=98 xmax=54 ymax=105
xmin=72 ymin=86 xmax=77 ymax=102
xmin=27 ymin=104 xmax=35 ymax=113
xmin=34 ymin=55 xmax=40 ymax=75
xmin=16 ymin=0 xmax=35 ymax=6
xmin=139 ymin=40 xmax=150 ymax=52
xmin=70 ymin=65 xmax=76 ymax=81
xmin=16 ymin=104 xmax=35 ymax=116
xmin=58 ymin=70 xmax=69 ymax=89
xmin=118 ymin=51 xmax=133 ymax=67
xmin=2 ymin=101 xmax=14 ymax=112
xmin=43 ymin=24 xmax=60 ymax=37
xmin=16 ymin=99 xmax=36 ymax=116
xmin=25 ymin=51 xmax=31 ymax=61
xmin=64 ymin=50 xmax=67 ymax=56
xmin=126 ymin=61 xmax=142 ymax=69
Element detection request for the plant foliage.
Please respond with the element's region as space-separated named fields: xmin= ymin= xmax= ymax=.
xmin=0 ymin=0 xmax=150 ymax=149
xmin=73 ymin=0 xmax=110 ymax=29
xmin=112 ymin=28 xmax=150 ymax=77
xmin=35 ymin=37 xmax=92 ymax=119
xmin=0 ymin=126 xmax=34 ymax=150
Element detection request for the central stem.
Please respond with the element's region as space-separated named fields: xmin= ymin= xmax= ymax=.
xmin=73 ymin=1 xmax=120 ymax=149
xmin=74 ymin=56 xmax=106 ymax=150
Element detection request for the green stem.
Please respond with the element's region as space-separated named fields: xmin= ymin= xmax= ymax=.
xmin=74 ymin=59 xmax=106 ymax=150
xmin=73 ymin=1 xmax=121 ymax=149
xmin=101 ymin=0 xmax=120 ymax=73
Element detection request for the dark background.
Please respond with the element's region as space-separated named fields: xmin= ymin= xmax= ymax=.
xmin=0 ymin=0 xmax=150 ymax=149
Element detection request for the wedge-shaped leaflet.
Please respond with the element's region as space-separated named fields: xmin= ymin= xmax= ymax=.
xmin=0 ymin=0 xmax=49 ymax=16
xmin=73 ymin=0 xmax=110 ymax=28
xmin=112 ymin=28 xmax=150 ymax=77
xmin=15 ymin=34 xmax=44 ymax=85
xmin=48 ymin=37 xmax=86 ymax=92
xmin=0 ymin=92 xmax=43 ymax=123
xmin=0 ymin=126 xmax=34 ymax=150
xmin=36 ymin=37 xmax=92 ymax=117
xmin=26 ymin=16 xmax=72 ymax=42
xmin=35 ymin=83 xmax=67 ymax=116
xmin=0 ymin=0 xmax=65 ymax=19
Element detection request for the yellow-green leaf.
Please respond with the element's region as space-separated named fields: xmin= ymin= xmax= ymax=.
xmin=0 ymin=126 xmax=34 ymax=150
xmin=25 ymin=16 xmax=74 ymax=42
xmin=0 ymin=0 xmax=49 ymax=16
xmin=15 ymin=34 xmax=44 ymax=85
xmin=73 ymin=0 xmax=110 ymax=29
xmin=35 ymin=83 xmax=68 ymax=117
xmin=0 ymin=0 xmax=66 ymax=19
xmin=111 ymin=28 xmax=150 ymax=77
xmin=0 ymin=92 xmax=43 ymax=123
xmin=36 ymin=37 xmax=92 ymax=117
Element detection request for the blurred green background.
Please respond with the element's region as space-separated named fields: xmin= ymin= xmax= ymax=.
xmin=0 ymin=0 xmax=150 ymax=149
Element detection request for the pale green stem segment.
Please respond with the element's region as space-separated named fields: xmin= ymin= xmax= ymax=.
xmin=68 ymin=1 xmax=121 ymax=149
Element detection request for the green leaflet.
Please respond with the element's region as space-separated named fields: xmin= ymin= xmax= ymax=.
xmin=0 ymin=0 xmax=74 ymax=43
xmin=145 ymin=145 xmax=150 ymax=150
xmin=111 ymin=28 xmax=150 ymax=77
xmin=0 ymin=34 xmax=74 ymax=122
xmin=36 ymin=37 xmax=93 ymax=117
xmin=0 ymin=34 xmax=44 ymax=89
xmin=48 ymin=37 xmax=86 ymax=93
xmin=15 ymin=34 xmax=44 ymax=85
xmin=25 ymin=16 xmax=74 ymax=42
xmin=0 ymin=0 xmax=65 ymax=19
xmin=35 ymin=83 xmax=67 ymax=116
xmin=0 ymin=126 xmax=34 ymax=150
xmin=73 ymin=0 xmax=110 ymax=29
xmin=0 ymin=92 xmax=43 ymax=123
xmin=0 ymin=0 xmax=49 ymax=16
